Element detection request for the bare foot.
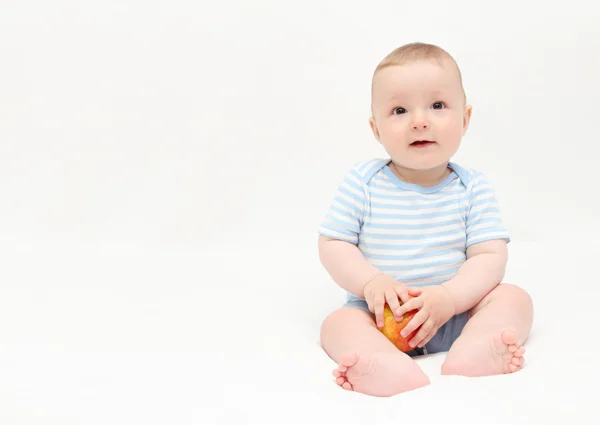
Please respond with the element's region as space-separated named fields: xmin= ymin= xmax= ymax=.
xmin=331 ymin=351 xmax=429 ymax=397
xmin=442 ymin=329 xmax=525 ymax=377
xmin=493 ymin=329 xmax=526 ymax=374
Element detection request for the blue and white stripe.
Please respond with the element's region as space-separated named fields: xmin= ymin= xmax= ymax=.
xmin=319 ymin=159 xmax=510 ymax=293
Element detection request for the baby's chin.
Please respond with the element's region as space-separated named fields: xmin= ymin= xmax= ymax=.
xmin=390 ymin=156 xmax=452 ymax=172
xmin=393 ymin=146 xmax=459 ymax=170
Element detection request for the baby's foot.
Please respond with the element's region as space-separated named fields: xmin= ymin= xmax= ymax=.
xmin=492 ymin=329 xmax=525 ymax=374
xmin=331 ymin=351 xmax=429 ymax=397
xmin=442 ymin=329 xmax=525 ymax=377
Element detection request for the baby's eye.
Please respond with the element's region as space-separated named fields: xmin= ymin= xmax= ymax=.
xmin=432 ymin=102 xmax=445 ymax=110
xmin=393 ymin=107 xmax=406 ymax=115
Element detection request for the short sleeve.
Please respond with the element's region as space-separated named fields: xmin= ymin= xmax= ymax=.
xmin=318 ymin=167 xmax=367 ymax=244
xmin=466 ymin=173 xmax=510 ymax=247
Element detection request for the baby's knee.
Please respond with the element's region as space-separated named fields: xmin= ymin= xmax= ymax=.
xmin=319 ymin=307 xmax=372 ymax=345
xmin=320 ymin=308 xmax=353 ymax=337
xmin=499 ymin=284 xmax=533 ymax=309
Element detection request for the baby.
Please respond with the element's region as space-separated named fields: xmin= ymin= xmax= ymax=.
xmin=318 ymin=42 xmax=534 ymax=397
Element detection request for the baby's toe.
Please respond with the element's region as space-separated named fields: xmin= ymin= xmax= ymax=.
xmin=501 ymin=330 xmax=518 ymax=346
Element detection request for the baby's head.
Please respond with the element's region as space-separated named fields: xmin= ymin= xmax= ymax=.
xmin=369 ymin=42 xmax=472 ymax=172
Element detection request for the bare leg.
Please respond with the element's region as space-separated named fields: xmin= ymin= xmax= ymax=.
xmin=441 ymin=283 xmax=533 ymax=376
xmin=320 ymin=307 xmax=430 ymax=397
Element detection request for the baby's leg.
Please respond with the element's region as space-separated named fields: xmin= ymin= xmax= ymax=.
xmin=441 ymin=283 xmax=533 ymax=376
xmin=320 ymin=307 xmax=430 ymax=397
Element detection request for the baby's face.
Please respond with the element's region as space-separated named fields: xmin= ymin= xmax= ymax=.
xmin=369 ymin=59 xmax=471 ymax=172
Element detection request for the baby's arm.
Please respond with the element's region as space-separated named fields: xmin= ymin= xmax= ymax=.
xmin=318 ymin=235 xmax=383 ymax=299
xmin=441 ymin=239 xmax=508 ymax=315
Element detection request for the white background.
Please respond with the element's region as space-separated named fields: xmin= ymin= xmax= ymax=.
xmin=1 ymin=0 xmax=598 ymax=249
xmin=0 ymin=1 xmax=599 ymax=423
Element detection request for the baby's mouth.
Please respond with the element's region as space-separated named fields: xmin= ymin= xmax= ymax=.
xmin=410 ymin=140 xmax=436 ymax=147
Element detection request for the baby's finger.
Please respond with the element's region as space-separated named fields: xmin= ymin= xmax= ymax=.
xmin=395 ymin=296 xmax=423 ymax=319
xmin=400 ymin=307 xmax=429 ymax=338
xmin=417 ymin=327 xmax=437 ymax=348
xmin=385 ymin=290 xmax=402 ymax=320
xmin=407 ymin=287 xmax=422 ymax=297
xmin=410 ymin=318 xmax=435 ymax=348
xmin=366 ymin=294 xmax=375 ymax=314
xmin=394 ymin=285 xmax=411 ymax=304
xmin=373 ymin=292 xmax=386 ymax=328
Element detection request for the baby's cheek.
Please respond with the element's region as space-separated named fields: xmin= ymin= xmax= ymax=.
xmin=388 ymin=126 xmax=408 ymax=142
xmin=444 ymin=125 xmax=464 ymax=146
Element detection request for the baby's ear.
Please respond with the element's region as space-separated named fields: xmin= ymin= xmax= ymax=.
xmin=369 ymin=117 xmax=381 ymax=142
xmin=462 ymin=105 xmax=473 ymax=134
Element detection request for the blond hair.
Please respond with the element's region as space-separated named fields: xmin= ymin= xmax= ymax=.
xmin=371 ymin=42 xmax=466 ymax=107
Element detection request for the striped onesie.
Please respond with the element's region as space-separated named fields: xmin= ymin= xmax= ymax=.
xmin=318 ymin=159 xmax=510 ymax=355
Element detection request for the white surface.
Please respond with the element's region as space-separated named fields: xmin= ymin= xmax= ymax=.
xmin=1 ymin=1 xmax=599 ymax=424
xmin=0 ymin=237 xmax=598 ymax=424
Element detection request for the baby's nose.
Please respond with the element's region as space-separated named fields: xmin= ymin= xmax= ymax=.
xmin=411 ymin=121 xmax=428 ymax=130
xmin=410 ymin=112 xmax=429 ymax=130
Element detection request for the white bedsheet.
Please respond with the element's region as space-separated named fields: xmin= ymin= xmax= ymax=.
xmin=0 ymin=235 xmax=597 ymax=424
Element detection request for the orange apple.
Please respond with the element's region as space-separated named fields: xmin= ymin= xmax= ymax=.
xmin=379 ymin=301 xmax=419 ymax=352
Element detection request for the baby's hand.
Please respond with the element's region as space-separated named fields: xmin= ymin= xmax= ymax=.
xmin=394 ymin=286 xmax=456 ymax=349
xmin=363 ymin=275 xmax=422 ymax=328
